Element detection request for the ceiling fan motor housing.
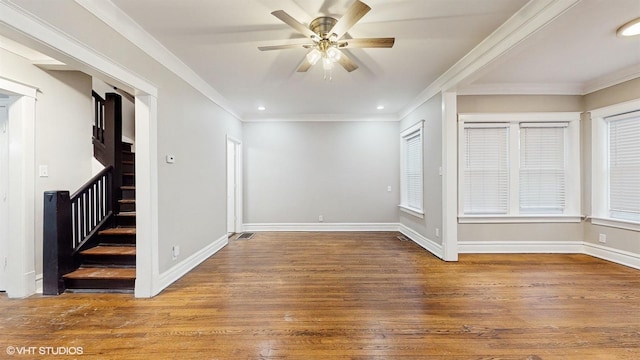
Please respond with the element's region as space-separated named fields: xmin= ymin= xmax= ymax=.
xmin=310 ymin=16 xmax=338 ymax=39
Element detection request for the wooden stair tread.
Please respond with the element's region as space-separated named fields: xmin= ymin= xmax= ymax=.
xmin=123 ymin=172 xmax=135 ymax=176
xmin=116 ymin=212 xmax=136 ymax=217
xmin=99 ymin=227 xmax=136 ymax=236
xmin=63 ymin=267 xmax=135 ymax=280
xmin=121 ymin=185 xmax=135 ymax=190
xmin=81 ymin=246 xmax=136 ymax=256
xmin=119 ymin=199 xmax=136 ymax=204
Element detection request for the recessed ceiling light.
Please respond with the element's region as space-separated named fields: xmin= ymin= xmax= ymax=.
xmin=376 ymin=105 xmax=385 ymax=110
xmin=257 ymin=106 xmax=266 ymax=111
xmin=617 ymin=17 xmax=640 ymax=37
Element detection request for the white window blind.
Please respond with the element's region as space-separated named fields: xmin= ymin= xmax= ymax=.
xmin=405 ymin=131 xmax=423 ymax=211
xmin=463 ymin=125 xmax=509 ymax=214
xmin=519 ymin=123 xmax=567 ymax=214
xmin=400 ymin=121 xmax=424 ymax=216
xmin=608 ymin=112 xmax=640 ymax=222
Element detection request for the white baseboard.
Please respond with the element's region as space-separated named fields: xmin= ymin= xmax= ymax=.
xmin=458 ymin=240 xmax=583 ymax=254
xmin=583 ymin=242 xmax=640 ymax=270
xmin=242 ymin=222 xmax=400 ymax=232
xmin=35 ymin=273 xmax=43 ymax=294
xmin=398 ymin=224 xmax=443 ymax=259
xmin=157 ymin=234 xmax=228 ymax=292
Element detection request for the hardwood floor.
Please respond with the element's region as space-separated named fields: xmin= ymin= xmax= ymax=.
xmin=2 ymin=232 xmax=640 ymax=359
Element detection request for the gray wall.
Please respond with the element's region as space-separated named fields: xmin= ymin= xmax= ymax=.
xmin=1 ymin=48 xmax=93 ymax=277
xmin=243 ymin=121 xmax=399 ymax=224
xmin=399 ymin=93 xmax=443 ymax=245
xmin=9 ymin=0 xmax=243 ymax=274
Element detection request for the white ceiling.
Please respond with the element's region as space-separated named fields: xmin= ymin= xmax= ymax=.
xmin=4 ymin=0 xmax=639 ymax=120
xmin=109 ymin=0 xmax=531 ymax=119
xmin=463 ymin=0 xmax=640 ymax=95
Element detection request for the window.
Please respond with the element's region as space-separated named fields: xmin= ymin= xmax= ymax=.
xmin=606 ymin=111 xmax=640 ymax=223
xmin=519 ymin=123 xmax=567 ymax=214
xmin=458 ymin=113 xmax=581 ymax=223
xmin=400 ymin=121 xmax=424 ymax=217
xmin=463 ymin=124 xmax=509 ymax=214
xmin=591 ymin=102 xmax=640 ymax=231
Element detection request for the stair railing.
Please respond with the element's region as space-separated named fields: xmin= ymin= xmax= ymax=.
xmin=43 ymin=166 xmax=114 ymax=295
xmin=43 ymin=91 xmax=123 ymax=295
xmin=92 ymin=93 xmax=122 ymax=214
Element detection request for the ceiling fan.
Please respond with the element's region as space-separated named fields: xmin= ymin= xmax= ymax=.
xmin=258 ymin=0 xmax=395 ymax=78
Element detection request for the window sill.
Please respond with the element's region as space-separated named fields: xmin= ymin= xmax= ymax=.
xmin=458 ymin=214 xmax=583 ymax=224
xmin=399 ymin=205 xmax=424 ymax=219
xmin=590 ymin=217 xmax=640 ymax=232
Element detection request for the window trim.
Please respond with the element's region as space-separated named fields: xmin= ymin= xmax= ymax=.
xmin=458 ymin=112 xmax=582 ymax=223
xmin=399 ymin=120 xmax=425 ymax=218
xmin=590 ymin=99 xmax=640 ymax=232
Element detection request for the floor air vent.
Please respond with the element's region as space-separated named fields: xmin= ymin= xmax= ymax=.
xmin=237 ymin=232 xmax=255 ymax=240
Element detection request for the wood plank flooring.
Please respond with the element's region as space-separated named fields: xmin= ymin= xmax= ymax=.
xmin=2 ymin=231 xmax=640 ymax=359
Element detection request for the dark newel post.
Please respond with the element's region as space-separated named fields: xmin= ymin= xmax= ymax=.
xmin=105 ymin=93 xmax=122 ymax=215
xmin=43 ymin=191 xmax=73 ymax=295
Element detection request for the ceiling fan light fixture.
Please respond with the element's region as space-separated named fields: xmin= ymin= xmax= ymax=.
xmin=617 ymin=17 xmax=640 ymax=37
xmin=262 ymin=1 xmax=394 ymax=77
xmin=326 ymin=47 xmax=342 ymax=61
xmin=306 ymin=49 xmax=322 ymax=65
xmin=322 ymin=57 xmax=334 ymax=70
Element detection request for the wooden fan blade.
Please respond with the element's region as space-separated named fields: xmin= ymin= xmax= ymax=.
xmin=271 ymin=10 xmax=317 ymax=39
xmin=258 ymin=43 xmax=311 ymax=51
xmin=337 ymin=53 xmax=358 ymax=72
xmin=297 ymin=58 xmax=313 ymax=72
xmin=330 ymin=0 xmax=371 ymax=39
xmin=340 ymin=37 xmax=395 ymax=48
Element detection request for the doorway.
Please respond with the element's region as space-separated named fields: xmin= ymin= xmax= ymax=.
xmin=226 ymin=136 xmax=242 ymax=235
xmin=0 ymin=99 xmax=8 ymax=291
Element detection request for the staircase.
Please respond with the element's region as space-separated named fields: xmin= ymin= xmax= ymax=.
xmin=62 ymin=143 xmax=136 ymax=292
xmin=43 ymin=91 xmax=136 ymax=295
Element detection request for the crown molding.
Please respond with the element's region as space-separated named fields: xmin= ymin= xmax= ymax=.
xmin=0 ymin=0 xmax=156 ymax=97
xmin=399 ymin=0 xmax=582 ymax=119
xmin=74 ymin=0 xmax=241 ymax=120
xmin=582 ymin=64 xmax=640 ymax=95
xmin=457 ymin=82 xmax=584 ymax=96
xmin=458 ymin=63 xmax=640 ymax=97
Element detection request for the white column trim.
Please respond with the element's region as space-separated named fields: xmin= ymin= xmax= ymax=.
xmin=134 ymin=95 xmax=160 ymax=298
xmin=6 ymin=93 xmax=37 ymax=298
xmin=441 ymin=92 xmax=458 ymax=261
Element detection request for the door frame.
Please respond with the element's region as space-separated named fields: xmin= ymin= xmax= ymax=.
xmin=226 ymin=135 xmax=242 ymax=234
xmin=0 ymin=98 xmax=8 ymax=291
xmin=0 ymin=78 xmax=37 ymax=298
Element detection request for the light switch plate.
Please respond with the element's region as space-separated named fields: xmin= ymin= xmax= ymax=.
xmin=39 ymin=165 xmax=49 ymax=177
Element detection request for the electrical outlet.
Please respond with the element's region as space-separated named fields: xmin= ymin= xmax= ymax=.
xmin=435 ymin=228 xmax=440 ymax=237
xmin=172 ymin=245 xmax=180 ymax=260
xmin=318 ymin=215 xmax=324 ymax=222
xmin=598 ymin=233 xmax=607 ymax=244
